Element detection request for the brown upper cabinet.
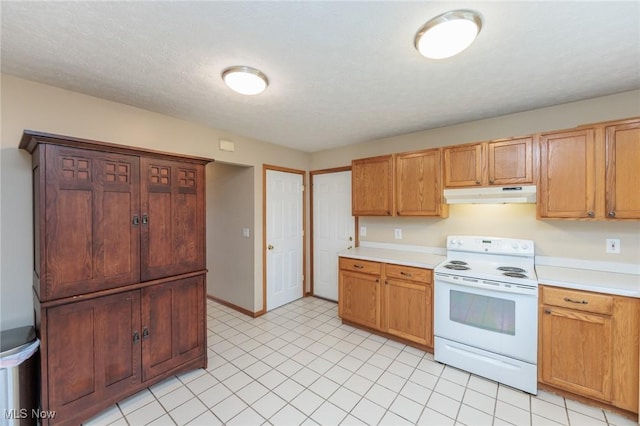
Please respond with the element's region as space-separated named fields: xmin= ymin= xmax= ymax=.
xmin=140 ymin=157 xmax=206 ymax=281
xmin=25 ymin=140 xmax=208 ymax=301
xmin=443 ymin=137 xmax=535 ymax=188
xmin=605 ymin=120 xmax=640 ymax=219
xmin=538 ymin=117 xmax=640 ymax=220
xmin=35 ymin=145 xmax=141 ymax=300
xmin=352 ymin=155 xmax=394 ymax=216
xmin=539 ymin=128 xmax=596 ymax=219
xmin=395 ymin=148 xmax=448 ymax=217
xmin=352 ymin=150 xmax=447 ymax=217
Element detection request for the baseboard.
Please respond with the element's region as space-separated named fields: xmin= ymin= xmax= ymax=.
xmin=206 ymin=295 xmax=263 ymax=318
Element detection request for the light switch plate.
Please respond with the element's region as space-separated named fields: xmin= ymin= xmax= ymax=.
xmin=394 ymin=228 xmax=402 ymax=239
xmin=360 ymin=226 xmax=367 ymax=237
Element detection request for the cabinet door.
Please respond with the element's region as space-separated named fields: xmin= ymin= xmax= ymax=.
xmin=352 ymin=155 xmax=394 ymax=216
xmin=141 ymin=275 xmax=206 ymax=381
xmin=46 ymin=291 xmax=141 ymax=421
xmin=487 ymin=137 xmax=534 ymax=185
xmin=339 ymin=270 xmax=381 ymax=329
xmin=384 ymin=279 xmax=432 ymax=346
xmin=540 ymin=306 xmax=612 ymax=402
xmin=443 ymin=144 xmax=484 ymax=187
xmin=396 ymin=149 xmax=446 ymax=217
xmin=42 ymin=145 xmax=140 ymax=300
xmin=140 ymin=158 xmax=206 ymax=281
xmin=539 ymin=129 xmax=596 ymax=218
xmin=605 ymin=121 xmax=640 ymax=219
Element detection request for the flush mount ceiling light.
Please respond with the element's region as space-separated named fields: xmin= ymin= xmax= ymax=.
xmin=221 ymin=66 xmax=269 ymax=95
xmin=414 ymin=10 xmax=483 ymax=59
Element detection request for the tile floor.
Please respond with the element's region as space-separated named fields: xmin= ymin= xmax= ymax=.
xmin=84 ymin=297 xmax=637 ymax=426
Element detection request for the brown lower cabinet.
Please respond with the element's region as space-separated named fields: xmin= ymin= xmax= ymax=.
xmin=142 ymin=276 xmax=206 ymax=381
xmin=44 ymin=290 xmax=142 ymax=423
xmin=539 ymin=285 xmax=639 ymax=414
xmin=338 ymin=257 xmax=433 ymax=349
xmin=38 ymin=275 xmax=206 ymax=425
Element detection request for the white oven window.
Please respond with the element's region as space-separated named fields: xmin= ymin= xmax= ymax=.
xmin=450 ymin=289 xmax=515 ymax=335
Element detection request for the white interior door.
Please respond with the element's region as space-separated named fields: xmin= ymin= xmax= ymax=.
xmin=266 ymin=169 xmax=304 ymax=311
xmin=313 ymin=170 xmax=354 ymax=301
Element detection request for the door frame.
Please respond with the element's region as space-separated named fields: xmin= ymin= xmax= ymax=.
xmin=309 ymin=166 xmax=358 ymax=297
xmin=262 ymin=164 xmax=307 ymax=314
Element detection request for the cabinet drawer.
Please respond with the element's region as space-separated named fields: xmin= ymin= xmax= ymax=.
xmin=339 ymin=257 xmax=381 ymax=275
xmin=542 ymin=286 xmax=613 ymax=315
xmin=384 ymin=263 xmax=432 ymax=283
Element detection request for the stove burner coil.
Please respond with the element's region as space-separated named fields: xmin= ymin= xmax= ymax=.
xmin=503 ymin=272 xmax=528 ymax=278
xmin=444 ymin=264 xmax=470 ymax=270
xmin=497 ymin=266 xmax=526 ymax=273
xmin=449 ymin=260 xmax=468 ymax=265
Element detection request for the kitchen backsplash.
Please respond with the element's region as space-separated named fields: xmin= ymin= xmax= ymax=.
xmin=358 ymin=204 xmax=640 ymax=265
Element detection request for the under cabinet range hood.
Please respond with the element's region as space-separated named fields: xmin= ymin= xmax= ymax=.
xmin=444 ymin=185 xmax=536 ymax=204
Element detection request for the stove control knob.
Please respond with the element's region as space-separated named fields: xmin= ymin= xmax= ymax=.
xmin=521 ymin=242 xmax=529 ymax=250
xmin=458 ymin=240 xmax=464 ymax=246
xmin=511 ymin=242 xmax=519 ymax=250
xmin=450 ymin=239 xmax=458 ymax=246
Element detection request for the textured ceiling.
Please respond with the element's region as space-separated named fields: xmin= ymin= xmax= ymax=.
xmin=2 ymin=1 xmax=639 ymax=152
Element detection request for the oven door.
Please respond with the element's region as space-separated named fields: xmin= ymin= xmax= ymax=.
xmin=434 ymin=273 xmax=538 ymax=364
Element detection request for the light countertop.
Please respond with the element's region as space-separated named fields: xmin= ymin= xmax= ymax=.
xmin=337 ymin=246 xmax=445 ymax=269
xmin=536 ymin=265 xmax=640 ymax=298
xmin=337 ymin=244 xmax=640 ymax=298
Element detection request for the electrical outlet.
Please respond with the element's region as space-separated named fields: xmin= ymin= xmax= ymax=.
xmin=242 ymin=228 xmax=250 ymax=238
xmin=394 ymin=228 xmax=402 ymax=239
xmin=606 ymin=238 xmax=620 ymax=254
xmin=360 ymin=226 xmax=367 ymax=237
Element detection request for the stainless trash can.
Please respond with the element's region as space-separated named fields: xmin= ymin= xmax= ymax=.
xmin=0 ymin=326 xmax=39 ymax=426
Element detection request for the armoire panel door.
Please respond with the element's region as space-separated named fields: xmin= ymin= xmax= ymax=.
xmin=43 ymin=145 xmax=140 ymax=300
xmin=46 ymin=291 xmax=141 ymax=421
xmin=140 ymin=158 xmax=205 ymax=281
xmin=141 ymin=276 xmax=205 ymax=381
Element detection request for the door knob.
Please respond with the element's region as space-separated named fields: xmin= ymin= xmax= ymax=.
xmin=268 ymin=245 xmax=274 ymax=250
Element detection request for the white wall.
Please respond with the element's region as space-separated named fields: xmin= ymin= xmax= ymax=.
xmin=0 ymin=74 xmax=310 ymax=329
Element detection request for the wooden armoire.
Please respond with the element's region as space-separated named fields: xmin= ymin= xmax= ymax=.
xmin=19 ymin=131 xmax=213 ymax=425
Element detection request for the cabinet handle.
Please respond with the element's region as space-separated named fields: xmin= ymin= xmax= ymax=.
xmin=475 ymin=180 xmax=481 ymax=185
xmin=132 ymin=331 xmax=140 ymax=343
xmin=142 ymin=327 xmax=150 ymax=339
xmin=489 ymin=180 xmax=494 ymax=184
xmin=563 ymin=297 xmax=588 ymax=305
xmin=353 ymin=264 xmax=364 ymax=269
xmin=142 ymin=214 xmax=149 ymax=225
xmin=608 ymin=211 xmax=616 ymax=217
xmin=587 ymin=211 xmax=594 ymax=217
xmin=132 ymin=215 xmax=140 ymax=226
xmin=400 ymin=271 xmax=413 ymax=277
xmin=375 ymin=279 xmax=379 ymax=283
xmin=544 ymin=309 xmax=551 ymax=315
